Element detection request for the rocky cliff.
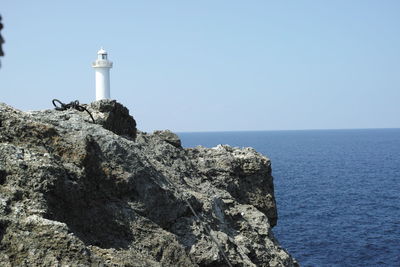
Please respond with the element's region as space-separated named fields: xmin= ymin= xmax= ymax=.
xmin=0 ymin=100 xmax=298 ymax=266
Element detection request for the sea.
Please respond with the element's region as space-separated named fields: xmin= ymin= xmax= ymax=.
xmin=178 ymin=129 xmax=400 ymax=267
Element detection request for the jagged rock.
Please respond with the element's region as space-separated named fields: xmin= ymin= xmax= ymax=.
xmin=153 ymin=130 xmax=182 ymax=148
xmin=89 ymin=99 xmax=137 ymax=140
xmin=0 ymin=100 xmax=298 ymax=266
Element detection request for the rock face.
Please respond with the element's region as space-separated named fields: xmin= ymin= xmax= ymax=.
xmin=89 ymin=100 xmax=137 ymax=140
xmin=0 ymin=100 xmax=298 ymax=266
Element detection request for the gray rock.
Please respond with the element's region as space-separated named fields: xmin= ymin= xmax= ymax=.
xmin=153 ymin=130 xmax=182 ymax=148
xmin=89 ymin=99 xmax=137 ymax=140
xmin=0 ymin=101 xmax=298 ymax=266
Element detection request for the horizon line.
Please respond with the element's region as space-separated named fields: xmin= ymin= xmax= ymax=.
xmin=175 ymin=127 xmax=400 ymax=134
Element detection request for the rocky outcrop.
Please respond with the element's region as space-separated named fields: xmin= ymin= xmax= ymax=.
xmin=0 ymin=100 xmax=298 ymax=266
xmin=89 ymin=100 xmax=137 ymax=140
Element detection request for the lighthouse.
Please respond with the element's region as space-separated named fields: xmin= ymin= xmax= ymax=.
xmin=92 ymin=48 xmax=113 ymax=100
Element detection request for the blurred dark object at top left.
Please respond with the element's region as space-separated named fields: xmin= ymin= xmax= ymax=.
xmin=0 ymin=15 xmax=4 ymax=58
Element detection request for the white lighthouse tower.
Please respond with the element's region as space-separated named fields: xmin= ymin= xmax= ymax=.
xmin=92 ymin=48 xmax=113 ymax=100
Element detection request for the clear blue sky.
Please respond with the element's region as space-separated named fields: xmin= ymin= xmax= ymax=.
xmin=1 ymin=1 xmax=400 ymax=132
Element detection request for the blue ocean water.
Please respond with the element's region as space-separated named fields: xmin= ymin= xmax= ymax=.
xmin=178 ymin=129 xmax=400 ymax=267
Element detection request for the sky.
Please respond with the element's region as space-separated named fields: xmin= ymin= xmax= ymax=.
xmin=1 ymin=1 xmax=400 ymax=132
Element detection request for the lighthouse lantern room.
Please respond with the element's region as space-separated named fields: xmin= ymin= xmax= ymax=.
xmin=92 ymin=48 xmax=113 ymax=101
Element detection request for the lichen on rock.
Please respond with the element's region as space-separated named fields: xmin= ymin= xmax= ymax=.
xmin=0 ymin=100 xmax=298 ymax=266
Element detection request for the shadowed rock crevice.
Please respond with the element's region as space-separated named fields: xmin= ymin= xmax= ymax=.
xmin=0 ymin=219 xmax=9 ymax=243
xmin=0 ymin=170 xmax=7 ymax=185
xmin=230 ymin=173 xmax=278 ymax=227
xmin=44 ymin=139 xmax=135 ymax=249
xmin=44 ymin=136 xmax=191 ymax=250
xmin=46 ymin=193 xmax=135 ymax=249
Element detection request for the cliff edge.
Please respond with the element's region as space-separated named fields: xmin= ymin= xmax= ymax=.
xmin=0 ymin=100 xmax=297 ymax=266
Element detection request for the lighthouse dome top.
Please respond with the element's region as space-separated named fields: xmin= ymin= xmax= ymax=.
xmin=97 ymin=48 xmax=107 ymax=55
xmin=93 ymin=47 xmax=113 ymax=67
